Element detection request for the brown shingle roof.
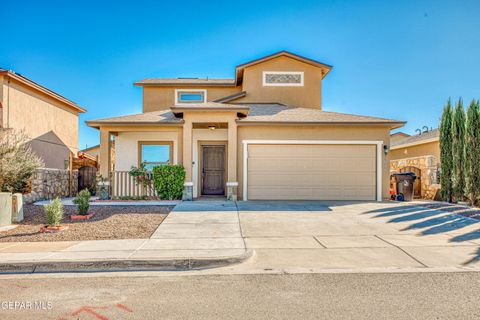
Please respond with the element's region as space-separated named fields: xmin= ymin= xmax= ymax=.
xmin=134 ymin=78 xmax=236 ymax=86
xmin=238 ymin=104 xmax=404 ymax=127
xmin=86 ymin=109 xmax=183 ymax=128
xmin=87 ymin=103 xmax=404 ymax=129
xmin=391 ymin=128 xmax=439 ymax=147
xmin=213 ymin=91 xmax=247 ymax=103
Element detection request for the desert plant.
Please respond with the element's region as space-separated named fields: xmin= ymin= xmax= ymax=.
xmin=440 ymin=100 xmax=454 ymax=202
xmin=44 ymin=198 xmax=64 ymax=226
xmin=73 ymin=189 xmax=91 ymax=215
xmin=452 ymin=98 xmax=466 ymax=200
xmin=0 ymin=129 xmax=43 ymax=192
xmin=465 ymin=100 xmax=480 ymax=205
xmin=152 ymin=165 xmax=185 ymax=200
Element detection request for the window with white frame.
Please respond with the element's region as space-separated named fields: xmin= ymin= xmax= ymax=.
xmin=175 ymin=89 xmax=207 ymax=105
xmin=262 ymin=71 xmax=304 ymax=86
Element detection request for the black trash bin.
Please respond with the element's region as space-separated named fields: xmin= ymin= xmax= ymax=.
xmin=394 ymin=172 xmax=417 ymax=201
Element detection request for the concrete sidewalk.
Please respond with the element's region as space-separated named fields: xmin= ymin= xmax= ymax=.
xmin=0 ymin=201 xmax=250 ymax=273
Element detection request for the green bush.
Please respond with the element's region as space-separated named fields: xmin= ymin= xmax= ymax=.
xmin=44 ymin=198 xmax=64 ymax=226
xmin=73 ymin=189 xmax=91 ymax=215
xmin=152 ymin=165 xmax=185 ymax=200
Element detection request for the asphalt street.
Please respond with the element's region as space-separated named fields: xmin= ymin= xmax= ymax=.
xmin=1 ymin=271 xmax=480 ymax=319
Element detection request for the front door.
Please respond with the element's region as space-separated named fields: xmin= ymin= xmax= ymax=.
xmin=202 ymin=145 xmax=225 ymax=195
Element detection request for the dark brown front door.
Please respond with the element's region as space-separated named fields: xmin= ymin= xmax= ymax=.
xmin=202 ymin=145 xmax=225 ymax=195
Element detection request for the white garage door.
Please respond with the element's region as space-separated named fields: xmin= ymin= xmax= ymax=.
xmin=247 ymin=144 xmax=377 ymax=200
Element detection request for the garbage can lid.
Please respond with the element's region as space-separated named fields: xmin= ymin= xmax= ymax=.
xmin=394 ymin=172 xmax=416 ymax=177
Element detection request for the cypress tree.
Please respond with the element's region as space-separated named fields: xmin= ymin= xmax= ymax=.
xmin=452 ymin=98 xmax=466 ymax=200
xmin=465 ymin=100 xmax=480 ymax=205
xmin=440 ymin=99 xmax=454 ymax=202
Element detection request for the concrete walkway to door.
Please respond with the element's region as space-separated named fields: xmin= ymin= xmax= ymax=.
xmin=227 ymin=200 xmax=480 ymax=273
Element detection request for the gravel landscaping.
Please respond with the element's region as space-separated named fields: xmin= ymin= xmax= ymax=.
xmin=0 ymin=205 xmax=172 ymax=242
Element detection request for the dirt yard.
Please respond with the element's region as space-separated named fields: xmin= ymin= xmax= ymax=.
xmin=0 ymin=205 xmax=173 ymax=242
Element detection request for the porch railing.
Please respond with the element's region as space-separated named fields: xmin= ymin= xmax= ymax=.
xmin=109 ymin=171 xmax=157 ymax=198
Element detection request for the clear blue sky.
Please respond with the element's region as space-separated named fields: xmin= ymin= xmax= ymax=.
xmin=2 ymin=0 xmax=479 ymax=149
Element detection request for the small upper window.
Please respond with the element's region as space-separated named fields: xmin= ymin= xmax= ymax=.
xmin=175 ymin=89 xmax=207 ymax=105
xmin=263 ymin=71 xmax=304 ymax=86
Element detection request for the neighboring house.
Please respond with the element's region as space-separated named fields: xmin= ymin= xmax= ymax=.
xmin=80 ymin=144 xmax=100 ymax=159
xmin=390 ymin=128 xmax=440 ymax=199
xmin=78 ymin=143 xmax=115 ymax=170
xmin=87 ymin=51 xmax=404 ymax=201
xmin=0 ymin=69 xmax=86 ymax=169
xmin=390 ymin=132 xmax=411 ymax=145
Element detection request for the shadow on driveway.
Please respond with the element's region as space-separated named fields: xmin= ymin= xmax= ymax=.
xmin=365 ymin=202 xmax=480 ymax=265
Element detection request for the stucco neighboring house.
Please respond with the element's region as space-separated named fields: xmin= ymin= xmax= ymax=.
xmin=87 ymin=51 xmax=404 ymax=201
xmin=80 ymin=145 xmax=100 ymax=159
xmin=390 ymin=128 xmax=440 ymax=199
xmin=78 ymin=143 xmax=115 ymax=169
xmin=0 ymin=68 xmax=86 ymax=169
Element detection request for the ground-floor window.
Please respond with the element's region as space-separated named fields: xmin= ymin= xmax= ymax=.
xmin=138 ymin=141 xmax=173 ymax=170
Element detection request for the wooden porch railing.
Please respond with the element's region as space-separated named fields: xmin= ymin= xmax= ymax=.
xmin=109 ymin=171 xmax=157 ymax=198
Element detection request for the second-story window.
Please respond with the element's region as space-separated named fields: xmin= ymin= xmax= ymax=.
xmin=175 ymin=89 xmax=207 ymax=105
xmin=263 ymin=71 xmax=304 ymax=86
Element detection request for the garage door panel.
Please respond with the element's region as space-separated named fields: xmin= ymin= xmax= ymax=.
xmin=247 ymin=144 xmax=376 ymax=201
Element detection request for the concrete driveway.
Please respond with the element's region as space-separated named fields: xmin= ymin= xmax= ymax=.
xmin=233 ymin=201 xmax=480 ymax=272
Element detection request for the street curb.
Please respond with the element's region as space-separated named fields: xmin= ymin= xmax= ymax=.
xmin=0 ymin=249 xmax=254 ymax=274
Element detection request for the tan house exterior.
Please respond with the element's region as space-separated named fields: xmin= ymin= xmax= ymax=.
xmin=0 ymin=69 xmax=86 ymax=169
xmin=390 ymin=129 xmax=440 ymax=199
xmin=88 ymin=51 xmax=404 ymax=201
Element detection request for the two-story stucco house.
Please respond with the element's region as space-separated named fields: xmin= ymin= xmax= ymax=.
xmin=0 ymin=69 xmax=86 ymax=169
xmin=87 ymin=51 xmax=404 ymax=201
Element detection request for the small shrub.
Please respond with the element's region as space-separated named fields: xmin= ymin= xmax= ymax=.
xmin=44 ymin=198 xmax=64 ymax=226
xmin=152 ymin=165 xmax=185 ymax=200
xmin=0 ymin=129 xmax=43 ymax=192
xmin=73 ymin=189 xmax=91 ymax=215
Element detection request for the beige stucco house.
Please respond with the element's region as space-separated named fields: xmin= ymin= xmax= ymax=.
xmin=0 ymin=69 xmax=86 ymax=169
xmin=88 ymin=51 xmax=404 ymax=201
xmin=390 ymin=129 xmax=440 ymax=199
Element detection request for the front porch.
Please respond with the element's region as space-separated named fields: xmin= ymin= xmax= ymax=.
xmin=98 ymin=106 xmax=246 ymax=201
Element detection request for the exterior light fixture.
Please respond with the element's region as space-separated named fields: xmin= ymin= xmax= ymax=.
xmin=383 ymin=145 xmax=389 ymax=155
xmin=208 ymin=125 xmax=216 ymax=130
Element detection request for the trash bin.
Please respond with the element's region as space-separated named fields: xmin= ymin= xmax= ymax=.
xmin=394 ymin=172 xmax=417 ymax=201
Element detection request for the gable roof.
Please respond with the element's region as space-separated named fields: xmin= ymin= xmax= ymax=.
xmin=391 ymin=128 xmax=439 ymax=148
xmin=235 ymin=51 xmax=332 ymax=85
xmin=134 ymin=51 xmax=333 ymax=87
xmin=87 ymin=103 xmax=404 ymax=129
xmin=0 ymin=69 xmax=86 ymax=113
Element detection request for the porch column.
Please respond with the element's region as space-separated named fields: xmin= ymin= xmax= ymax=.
xmin=227 ymin=119 xmax=238 ymax=201
xmin=99 ymin=127 xmax=111 ymax=178
xmin=182 ymin=119 xmax=193 ymax=200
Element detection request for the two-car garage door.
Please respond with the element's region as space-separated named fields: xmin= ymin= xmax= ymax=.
xmin=246 ymin=144 xmax=377 ymax=201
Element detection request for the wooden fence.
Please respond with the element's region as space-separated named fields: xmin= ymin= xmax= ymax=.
xmin=110 ymin=171 xmax=157 ymax=198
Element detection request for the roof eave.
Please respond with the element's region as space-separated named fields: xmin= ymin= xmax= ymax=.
xmin=1 ymin=70 xmax=86 ymax=113
xmin=236 ymin=121 xmax=406 ymax=128
xmin=391 ymin=136 xmax=439 ymax=150
xmin=134 ymin=81 xmax=237 ymax=87
xmin=86 ymin=121 xmax=184 ymax=130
